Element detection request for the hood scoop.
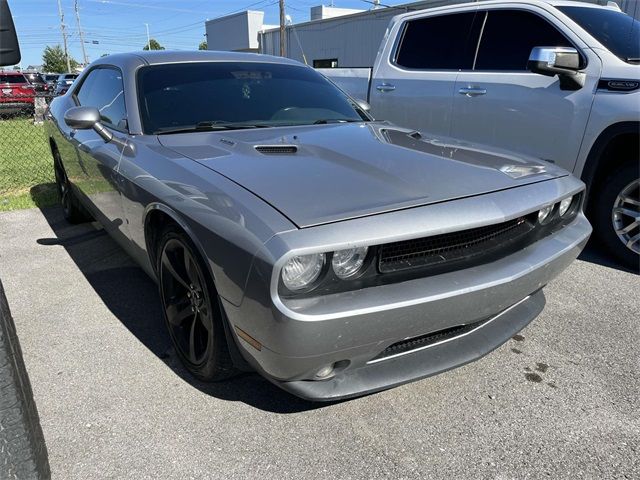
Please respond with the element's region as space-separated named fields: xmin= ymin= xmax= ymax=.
xmin=255 ymin=145 xmax=298 ymax=155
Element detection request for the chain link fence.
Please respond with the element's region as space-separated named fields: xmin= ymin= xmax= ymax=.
xmin=0 ymin=92 xmax=58 ymax=211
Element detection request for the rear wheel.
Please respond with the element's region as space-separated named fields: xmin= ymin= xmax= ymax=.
xmin=53 ymin=150 xmax=91 ymax=224
xmin=157 ymin=226 xmax=235 ymax=381
xmin=593 ymin=162 xmax=640 ymax=271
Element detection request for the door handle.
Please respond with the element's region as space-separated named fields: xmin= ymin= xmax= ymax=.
xmin=376 ymin=83 xmax=396 ymax=92
xmin=458 ymin=87 xmax=487 ymax=97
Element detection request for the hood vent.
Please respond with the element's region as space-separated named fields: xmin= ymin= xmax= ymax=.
xmin=255 ymin=145 xmax=298 ymax=154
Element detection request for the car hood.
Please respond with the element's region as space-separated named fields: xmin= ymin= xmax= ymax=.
xmin=158 ymin=122 xmax=568 ymax=228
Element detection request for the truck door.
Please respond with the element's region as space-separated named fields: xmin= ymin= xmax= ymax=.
xmin=450 ymin=8 xmax=600 ymax=171
xmin=370 ymin=9 xmax=483 ymax=138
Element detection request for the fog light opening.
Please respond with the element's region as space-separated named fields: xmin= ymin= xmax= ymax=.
xmin=314 ymin=364 xmax=336 ymax=380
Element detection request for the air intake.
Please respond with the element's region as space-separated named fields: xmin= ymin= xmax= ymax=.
xmin=255 ymin=145 xmax=298 ymax=154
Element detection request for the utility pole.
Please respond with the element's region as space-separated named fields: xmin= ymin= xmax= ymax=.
xmin=57 ymin=0 xmax=72 ymax=72
xmin=144 ymin=23 xmax=150 ymax=50
xmin=74 ymin=0 xmax=89 ymax=66
xmin=279 ymin=0 xmax=285 ymax=57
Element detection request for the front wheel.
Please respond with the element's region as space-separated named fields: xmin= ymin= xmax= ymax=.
xmin=593 ymin=162 xmax=639 ymax=271
xmin=157 ymin=226 xmax=235 ymax=381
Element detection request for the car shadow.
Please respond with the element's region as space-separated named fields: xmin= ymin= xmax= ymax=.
xmin=578 ymin=237 xmax=639 ymax=275
xmin=34 ymin=205 xmax=324 ymax=414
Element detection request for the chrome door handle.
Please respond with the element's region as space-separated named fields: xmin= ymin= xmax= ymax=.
xmin=458 ymin=87 xmax=487 ymax=97
xmin=376 ymin=83 xmax=396 ymax=92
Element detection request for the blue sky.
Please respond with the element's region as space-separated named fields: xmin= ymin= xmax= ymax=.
xmin=10 ymin=0 xmax=405 ymax=69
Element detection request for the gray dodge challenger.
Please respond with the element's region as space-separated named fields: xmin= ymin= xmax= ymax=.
xmin=45 ymin=51 xmax=591 ymax=401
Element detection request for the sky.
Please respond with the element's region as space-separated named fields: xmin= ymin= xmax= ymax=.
xmin=10 ymin=0 xmax=406 ymax=69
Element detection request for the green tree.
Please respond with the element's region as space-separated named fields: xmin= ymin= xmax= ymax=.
xmin=42 ymin=45 xmax=79 ymax=73
xmin=198 ymin=41 xmax=207 ymax=50
xmin=143 ymin=39 xmax=165 ymax=51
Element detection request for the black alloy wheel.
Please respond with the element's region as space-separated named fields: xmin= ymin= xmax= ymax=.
xmin=157 ymin=227 xmax=234 ymax=381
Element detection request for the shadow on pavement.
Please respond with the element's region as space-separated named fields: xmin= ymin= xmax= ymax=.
xmin=578 ymin=237 xmax=638 ymax=275
xmin=35 ymin=206 xmax=323 ymax=414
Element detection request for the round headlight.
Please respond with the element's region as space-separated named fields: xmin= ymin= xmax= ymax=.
xmin=558 ymin=196 xmax=573 ymax=216
xmin=332 ymin=247 xmax=368 ymax=279
xmin=281 ymin=253 xmax=325 ymax=291
xmin=538 ymin=205 xmax=553 ymax=223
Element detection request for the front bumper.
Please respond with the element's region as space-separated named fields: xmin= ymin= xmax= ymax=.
xmin=222 ymin=178 xmax=591 ymax=400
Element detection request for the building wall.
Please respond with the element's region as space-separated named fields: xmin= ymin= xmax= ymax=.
xmin=206 ymin=10 xmax=265 ymax=52
xmin=259 ymin=0 xmax=639 ymax=67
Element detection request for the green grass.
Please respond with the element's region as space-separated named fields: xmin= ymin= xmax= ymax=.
xmin=0 ymin=117 xmax=59 ymax=211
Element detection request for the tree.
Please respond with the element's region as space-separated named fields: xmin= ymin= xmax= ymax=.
xmin=143 ymin=39 xmax=165 ymax=51
xmin=198 ymin=41 xmax=207 ymax=50
xmin=42 ymin=45 xmax=79 ymax=73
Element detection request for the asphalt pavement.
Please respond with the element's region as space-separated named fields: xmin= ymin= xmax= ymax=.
xmin=0 ymin=207 xmax=638 ymax=479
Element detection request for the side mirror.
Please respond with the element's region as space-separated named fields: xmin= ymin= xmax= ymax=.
xmin=355 ymin=98 xmax=371 ymax=112
xmin=64 ymin=106 xmax=113 ymax=143
xmin=0 ymin=0 xmax=21 ymax=67
xmin=527 ymin=46 xmax=585 ymax=90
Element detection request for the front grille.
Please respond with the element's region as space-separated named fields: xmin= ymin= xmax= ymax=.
xmin=379 ymin=216 xmax=533 ymax=274
xmin=255 ymin=145 xmax=297 ymax=154
xmin=369 ymin=317 xmax=489 ymax=363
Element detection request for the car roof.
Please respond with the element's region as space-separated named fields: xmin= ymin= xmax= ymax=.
xmin=0 ymin=71 xmax=25 ymax=76
xmin=101 ymin=50 xmax=303 ymax=67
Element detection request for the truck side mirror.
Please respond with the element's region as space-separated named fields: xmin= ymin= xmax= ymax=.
xmin=527 ymin=46 xmax=585 ymax=90
xmin=0 ymin=0 xmax=21 ymax=67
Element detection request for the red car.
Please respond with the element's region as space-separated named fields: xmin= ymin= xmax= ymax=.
xmin=0 ymin=71 xmax=35 ymax=114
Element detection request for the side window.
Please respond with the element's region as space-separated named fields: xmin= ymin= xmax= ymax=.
xmin=395 ymin=12 xmax=483 ymax=70
xmin=76 ymin=68 xmax=127 ymax=130
xmin=475 ymin=10 xmax=573 ymax=71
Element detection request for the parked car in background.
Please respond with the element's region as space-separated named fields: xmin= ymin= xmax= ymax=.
xmin=45 ymin=51 xmax=590 ymax=400
xmin=22 ymin=71 xmax=48 ymax=94
xmin=322 ymin=0 xmax=639 ymax=270
xmin=43 ymin=73 xmax=59 ymax=87
xmin=0 ymin=71 xmax=34 ymax=114
xmin=53 ymin=73 xmax=78 ymax=96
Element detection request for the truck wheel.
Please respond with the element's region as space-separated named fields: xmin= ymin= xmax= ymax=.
xmin=0 ymin=280 xmax=51 ymax=479
xmin=53 ymin=150 xmax=91 ymax=224
xmin=593 ymin=162 xmax=639 ymax=271
xmin=156 ymin=226 xmax=236 ymax=382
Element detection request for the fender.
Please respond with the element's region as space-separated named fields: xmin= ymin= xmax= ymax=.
xmin=580 ymin=121 xmax=639 ymax=208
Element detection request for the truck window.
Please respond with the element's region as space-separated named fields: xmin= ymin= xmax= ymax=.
xmin=395 ymin=12 xmax=483 ymax=70
xmin=474 ymin=10 xmax=573 ymax=71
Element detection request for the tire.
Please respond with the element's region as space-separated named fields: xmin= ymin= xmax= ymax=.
xmin=593 ymin=161 xmax=640 ymax=271
xmin=156 ymin=225 xmax=236 ymax=381
xmin=53 ymin=150 xmax=91 ymax=224
xmin=0 ymin=279 xmax=51 ymax=480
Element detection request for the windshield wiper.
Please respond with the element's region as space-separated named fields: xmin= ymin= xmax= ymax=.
xmin=312 ymin=118 xmax=360 ymax=125
xmin=155 ymin=121 xmax=272 ymax=135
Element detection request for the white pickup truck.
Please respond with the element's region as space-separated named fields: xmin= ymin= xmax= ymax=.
xmin=321 ymin=0 xmax=639 ymax=270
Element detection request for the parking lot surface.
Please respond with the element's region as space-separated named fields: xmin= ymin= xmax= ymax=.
xmin=0 ymin=207 xmax=638 ymax=479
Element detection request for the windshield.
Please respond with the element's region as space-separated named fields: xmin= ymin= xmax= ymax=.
xmin=0 ymin=74 xmax=26 ymax=84
xmin=25 ymin=73 xmax=45 ymax=83
xmin=137 ymin=62 xmax=367 ymax=134
xmin=558 ymin=6 xmax=640 ymax=63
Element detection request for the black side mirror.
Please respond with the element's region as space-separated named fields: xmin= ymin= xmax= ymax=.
xmin=527 ymin=46 xmax=585 ymax=90
xmin=0 ymin=0 xmax=21 ymax=67
xmin=64 ymin=106 xmax=113 ymax=143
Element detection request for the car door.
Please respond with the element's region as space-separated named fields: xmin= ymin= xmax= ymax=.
xmin=450 ymin=7 xmax=600 ymax=171
xmin=69 ymin=66 xmax=129 ymax=238
xmin=370 ymin=9 xmax=483 ymax=137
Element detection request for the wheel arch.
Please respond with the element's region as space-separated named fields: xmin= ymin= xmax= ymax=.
xmin=143 ymin=202 xmax=252 ymax=371
xmin=581 ymin=121 xmax=639 ymax=212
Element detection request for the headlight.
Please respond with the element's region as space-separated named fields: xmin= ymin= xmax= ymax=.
xmin=281 ymin=253 xmax=325 ymax=291
xmin=332 ymin=247 xmax=368 ymax=279
xmin=538 ymin=205 xmax=553 ymax=223
xmin=558 ymin=196 xmax=573 ymax=216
